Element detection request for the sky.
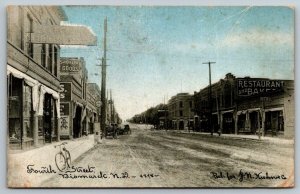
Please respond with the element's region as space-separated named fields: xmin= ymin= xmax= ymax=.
xmin=60 ymin=6 xmax=294 ymax=120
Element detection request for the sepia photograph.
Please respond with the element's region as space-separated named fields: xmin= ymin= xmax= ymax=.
xmin=6 ymin=5 xmax=294 ymax=188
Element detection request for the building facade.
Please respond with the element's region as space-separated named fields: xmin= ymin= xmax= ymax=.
xmin=168 ymin=93 xmax=194 ymax=130
xmin=194 ymin=73 xmax=294 ymax=138
xmin=7 ymin=6 xmax=67 ymax=149
xmin=87 ymin=83 xmax=101 ymax=134
xmin=59 ymin=57 xmax=89 ymax=139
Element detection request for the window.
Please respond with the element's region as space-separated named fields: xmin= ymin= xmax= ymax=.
xmin=41 ymin=44 xmax=46 ymax=67
xmin=8 ymin=76 xmax=23 ymax=142
xmin=179 ymin=111 xmax=183 ymax=117
xmin=189 ymin=101 xmax=192 ymax=108
xmin=179 ymin=101 xmax=183 ymax=108
xmin=47 ymin=44 xmax=53 ymax=72
xmin=54 ymin=46 xmax=58 ymax=76
xmin=23 ymin=84 xmax=33 ymax=139
xmin=278 ymin=111 xmax=284 ymax=132
xmin=27 ymin=14 xmax=34 ymax=58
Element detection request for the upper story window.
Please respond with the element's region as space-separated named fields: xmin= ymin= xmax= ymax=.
xmin=54 ymin=46 xmax=58 ymax=76
xmin=47 ymin=44 xmax=53 ymax=72
xmin=26 ymin=14 xmax=34 ymax=58
xmin=179 ymin=101 xmax=183 ymax=108
xmin=179 ymin=111 xmax=183 ymax=117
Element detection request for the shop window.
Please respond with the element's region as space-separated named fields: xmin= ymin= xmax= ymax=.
xmin=278 ymin=111 xmax=284 ymax=132
xmin=8 ymin=76 xmax=22 ymax=143
xmin=23 ymin=84 xmax=33 ymax=139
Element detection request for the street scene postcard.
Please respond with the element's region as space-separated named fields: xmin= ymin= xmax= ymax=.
xmin=6 ymin=5 xmax=294 ymax=188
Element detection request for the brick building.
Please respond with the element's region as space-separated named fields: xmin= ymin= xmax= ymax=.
xmin=168 ymin=93 xmax=194 ymax=130
xmin=194 ymin=73 xmax=294 ymax=138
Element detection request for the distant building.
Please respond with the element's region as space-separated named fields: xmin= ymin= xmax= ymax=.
xmin=168 ymin=93 xmax=194 ymax=130
xmin=194 ymin=73 xmax=236 ymax=133
xmin=194 ymin=73 xmax=294 ymax=138
xmin=7 ymin=6 xmax=67 ymax=149
xmin=87 ymin=83 xmax=101 ymax=133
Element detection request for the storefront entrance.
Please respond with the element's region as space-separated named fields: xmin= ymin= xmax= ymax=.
xmin=249 ymin=111 xmax=260 ymax=134
xmin=179 ymin=121 xmax=184 ymax=130
xmin=43 ymin=93 xmax=52 ymax=143
xmin=8 ymin=76 xmax=34 ymax=149
xmin=222 ymin=112 xmax=234 ymax=134
xmin=73 ymin=106 xmax=82 ymax=138
xmin=265 ymin=110 xmax=284 ymax=136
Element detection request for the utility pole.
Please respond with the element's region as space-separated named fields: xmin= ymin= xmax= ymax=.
xmin=100 ymin=17 xmax=107 ymax=137
xmin=110 ymin=89 xmax=114 ymax=123
xmin=202 ymin=61 xmax=216 ymax=136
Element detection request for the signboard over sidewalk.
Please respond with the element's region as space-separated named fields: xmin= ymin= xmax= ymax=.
xmin=31 ymin=24 xmax=97 ymax=46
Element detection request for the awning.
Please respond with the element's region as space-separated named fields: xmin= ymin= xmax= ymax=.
xmin=248 ymin=108 xmax=261 ymax=113
xmin=38 ymin=85 xmax=60 ymax=118
xmin=7 ymin=65 xmax=38 ymax=87
xmin=8 ymin=66 xmax=40 ymax=111
xmin=221 ymin=110 xmax=234 ymax=114
xmin=264 ymin=107 xmax=284 ymax=112
xmin=8 ymin=65 xmax=60 ymax=118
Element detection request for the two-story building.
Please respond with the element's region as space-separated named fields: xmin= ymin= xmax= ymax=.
xmin=7 ymin=6 xmax=67 ymax=149
xmin=168 ymin=93 xmax=194 ymax=130
xmin=194 ymin=73 xmax=294 ymax=138
xmin=87 ymin=83 xmax=101 ymax=134
xmin=59 ymin=57 xmax=89 ymax=139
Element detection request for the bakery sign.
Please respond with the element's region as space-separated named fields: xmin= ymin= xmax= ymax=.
xmin=237 ymin=78 xmax=284 ymax=97
xmin=60 ymin=59 xmax=82 ymax=73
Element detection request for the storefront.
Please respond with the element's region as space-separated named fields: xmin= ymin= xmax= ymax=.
xmin=221 ymin=110 xmax=235 ymax=134
xmin=236 ymin=108 xmax=261 ymax=134
xmin=8 ymin=66 xmax=60 ymax=149
xmin=264 ymin=108 xmax=284 ymax=136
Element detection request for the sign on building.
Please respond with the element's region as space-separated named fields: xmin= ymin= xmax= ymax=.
xmin=60 ymin=116 xmax=70 ymax=136
xmin=60 ymin=102 xmax=70 ymax=116
xmin=60 ymin=83 xmax=71 ymax=101
xmin=60 ymin=59 xmax=82 ymax=73
xmin=237 ymin=78 xmax=284 ymax=97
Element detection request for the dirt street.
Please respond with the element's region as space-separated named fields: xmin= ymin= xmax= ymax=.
xmin=41 ymin=124 xmax=294 ymax=188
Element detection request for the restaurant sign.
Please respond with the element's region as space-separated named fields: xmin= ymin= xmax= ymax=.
xmin=237 ymin=78 xmax=284 ymax=97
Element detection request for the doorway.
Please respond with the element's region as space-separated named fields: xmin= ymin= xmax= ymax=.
xmin=73 ymin=106 xmax=82 ymax=138
xmin=43 ymin=93 xmax=52 ymax=143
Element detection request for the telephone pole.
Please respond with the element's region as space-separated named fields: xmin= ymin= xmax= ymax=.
xmin=100 ymin=17 xmax=107 ymax=136
xmin=110 ymin=89 xmax=114 ymax=123
xmin=202 ymin=61 xmax=216 ymax=136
